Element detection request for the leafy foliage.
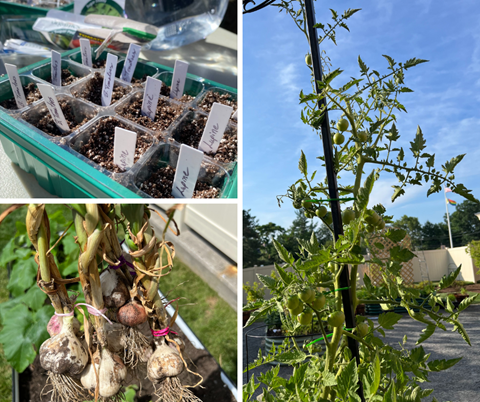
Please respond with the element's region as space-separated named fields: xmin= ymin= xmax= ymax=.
xmin=0 ymin=205 xmax=81 ymax=373
xmin=243 ymin=3 xmax=476 ymax=402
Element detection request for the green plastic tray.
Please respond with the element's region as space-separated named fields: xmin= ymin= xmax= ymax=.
xmin=0 ymin=48 xmax=238 ymax=198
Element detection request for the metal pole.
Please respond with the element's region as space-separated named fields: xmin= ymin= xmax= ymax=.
xmin=444 ymin=186 xmax=453 ymax=248
xmin=303 ymin=0 xmax=364 ymax=400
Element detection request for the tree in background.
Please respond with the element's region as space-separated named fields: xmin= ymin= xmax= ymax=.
xmin=447 ymin=200 xmax=480 ymax=247
xmin=243 ymin=210 xmax=332 ymax=268
xmin=243 ymin=209 xmax=263 ymax=268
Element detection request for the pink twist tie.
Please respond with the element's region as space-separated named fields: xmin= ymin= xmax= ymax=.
xmin=54 ymin=303 xmax=112 ymax=325
xmin=151 ymin=327 xmax=178 ymax=337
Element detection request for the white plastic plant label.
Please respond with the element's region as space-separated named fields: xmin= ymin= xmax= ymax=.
xmin=120 ymin=43 xmax=141 ymax=83
xmin=113 ymin=127 xmax=137 ymax=170
xmin=141 ymin=76 xmax=162 ymax=121
xmin=37 ymin=84 xmax=70 ymax=132
xmin=172 ymin=144 xmax=204 ymax=198
xmin=101 ymin=53 xmax=118 ymax=106
xmin=170 ymin=60 xmax=189 ymax=99
xmin=198 ymin=102 xmax=233 ymax=154
xmin=51 ymin=50 xmax=62 ymax=86
xmin=79 ymin=38 xmax=92 ymax=67
xmin=4 ymin=64 xmax=27 ymax=109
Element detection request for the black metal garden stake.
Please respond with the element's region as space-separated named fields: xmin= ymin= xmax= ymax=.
xmin=303 ymin=0 xmax=364 ymax=399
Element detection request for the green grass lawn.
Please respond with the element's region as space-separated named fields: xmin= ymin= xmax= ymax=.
xmin=159 ymin=258 xmax=237 ymax=382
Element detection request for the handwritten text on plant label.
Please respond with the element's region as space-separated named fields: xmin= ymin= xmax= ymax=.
xmin=37 ymin=84 xmax=70 ymax=132
xmin=101 ymin=53 xmax=118 ymax=106
xmin=172 ymin=144 xmax=204 ymax=198
xmin=4 ymin=64 xmax=27 ymax=109
xmin=114 ymin=127 xmax=137 ymax=169
xmin=198 ymin=102 xmax=233 ymax=154
xmin=80 ymin=38 xmax=92 ymax=67
xmin=120 ymin=43 xmax=141 ymax=83
xmin=141 ymin=77 xmax=162 ymax=121
xmin=170 ymin=60 xmax=189 ymax=99
xmin=51 ymin=50 xmax=62 ymax=86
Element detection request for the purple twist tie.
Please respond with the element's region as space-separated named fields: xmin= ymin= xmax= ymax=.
xmin=110 ymin=255 xmax=136 ymax=277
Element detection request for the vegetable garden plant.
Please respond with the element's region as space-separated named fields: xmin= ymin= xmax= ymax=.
xmin=243 ymin=2 xmax=479 ymax=402
xmin=0 ymin=204 xmax=203 ymax=402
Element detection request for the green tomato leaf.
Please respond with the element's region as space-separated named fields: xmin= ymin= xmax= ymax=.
xmin=299 ymin=150 xmax=308 ymax=177
xmin=0 ymin=238 xmax=17 ymax=267
xmin=378 ymin=312 xmax=402 ymax=330
xmin=427 ymin=357 xmax=462 ymax=372
xmin=439 ymin=266 xmax=461 ymax=290
xmin=256 ymin=274 xmax=276 ymax=290
xmin=416 ymin=323 xmax=436 ymax=345
xmin=275 ymin=349 xmax=306 ymax=364
xmin=336 ymin=359 xmax=358 ymax=400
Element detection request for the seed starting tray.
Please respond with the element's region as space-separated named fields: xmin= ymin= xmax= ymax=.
xmin=0 ymin=48 xmax=238 ymax=198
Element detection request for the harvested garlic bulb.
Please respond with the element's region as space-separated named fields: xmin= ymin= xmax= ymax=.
xmin=40 ymin=315 xmax=88 ymax=376
xmin=147 ymin=340 xmax=184 ymax=382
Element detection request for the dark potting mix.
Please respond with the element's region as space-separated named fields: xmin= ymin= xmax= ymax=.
xmin=77 ymin=116 xmax=152 ymax=173
xmin=0 ymin=82 xmax=42 ymax=110
xmin=72 ymin=72 xmax=129 ymax=106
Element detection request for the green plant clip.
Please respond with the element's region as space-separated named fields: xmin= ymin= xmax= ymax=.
xmin=324 ymin=286 xmax=350 ymax=294
xmin=306 ymin=327 xmax=354 ymax=347
xmin=305 ymin=198 xmax=356 ymax=203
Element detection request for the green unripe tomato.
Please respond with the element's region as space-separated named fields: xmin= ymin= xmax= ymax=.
xmin=336 ymin=118 xmax=349 ymax=132
xmin=333 ymin=133 xmax=345 ymax=145
xmin=324 ymin=212 xmax=333 ymax=225
xmin=357 ymin=131 xmax=368 ymax=142
xmin=311 ymin=294 xmax=326 ymax=310
xmin=305 ymin=53 xmax=312 ymax=66
xmin=365 ymin=210 xmax=380 ymax=225
xmin=342 ymin=209 xmax=355 ymax=225
xmin=289 ymin=304 xmax=304 ymax=316
xmin=297 ymin=311 xmax=313 ymax=325
xmin=328 ymin=311 xmax=345 ymax=328
xmin=293 ymin=200 xmax=302 ymax=209
xmin=302 ymin=200 xmax=313 ymax=209
xmin=356 ymin=322 xmax=369 ymax=338
xmin=287 ymin=295 xmax=300 ymax=309
xmin=366 ymin=225 xmax=375 ymax=233
xmin=304 ymin=210 xmax=314 ymax=219
xmin=299 ymin=288 xmax=315 ymax=303
xmin=376 ymin=219 xmax=385 ymax=230
xmin=316 ymin=206 xmax=327 ymax=218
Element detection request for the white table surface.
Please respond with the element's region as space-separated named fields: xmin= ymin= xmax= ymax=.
xmin=0 ymin=27 xmax=237 ymax=199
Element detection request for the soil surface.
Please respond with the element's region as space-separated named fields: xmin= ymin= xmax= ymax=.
xmin=118 ymin=97 xmax=184 ymax=133
xmin=174 ymin=115 xmax=237 ymax=163
xmin=0 ymin=83 xmax=42 ymax=110
xmin=161 ymin=85 xmax=195 ymax=104
xmin=19 ymin=322 xmax=235 ymax=402
xmin=138 ymin=165 xmax=220 ymax=198
xmin=73 ymin=72 xmax=129 ymax=106
xmin=93 ymin=59 xmax=107 ymax=69
xmin=198 ymin=90 xmax=237 ymax=118
xmin=77 ymin=116 xmax=152 ymax=173
xmin=130 ymin=75 xmax=148 ymax=86
xmin=45 ymin=69 xmax=82 ymax=86
xmin=438 ymin=283 xmax=480 ymax=293
xmin=23 ymin=100 xmax=89 ymax=137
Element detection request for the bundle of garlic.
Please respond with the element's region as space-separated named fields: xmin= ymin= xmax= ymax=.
xmin=7 ymin=203 xmax=204 ymax=402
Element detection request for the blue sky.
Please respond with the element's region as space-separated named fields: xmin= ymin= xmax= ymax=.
xmin=243 ymin=0 xmax=480 ymax=229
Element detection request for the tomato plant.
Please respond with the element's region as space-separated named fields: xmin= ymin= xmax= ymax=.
xmin=243 ymin=3 xmax=478 ymax=402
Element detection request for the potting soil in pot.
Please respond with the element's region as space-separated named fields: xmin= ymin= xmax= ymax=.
xmin=72 ymin=72 xmax=129 ymax=106
xmin=118 ymin=97 xmax=184 ymax=132
xmin=175 ymin=114 xmax=237 ymax=163
xmin=160 ymin=85 xmax=196 ymax=104
xmin=78 ymin=117 xmax=153 ymax=173
xmin=0 ymin=83 xmax=42 ymax=110
xmin=47 ymin=68 xmax=82 ymax=86
xmin=23 ymin=100 xmax=90 ymax=137
xmin=199 ymin=90 xmax=237 ymax=114
xmin=139 ymin=165 xmax=220 ymax=198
